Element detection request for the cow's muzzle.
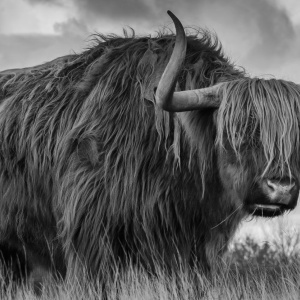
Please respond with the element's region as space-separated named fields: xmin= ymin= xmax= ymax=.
xmin=247 ymin=177 xmax=299 ymax=217
xmin=262 ymin=177 xmax=298 ymax=205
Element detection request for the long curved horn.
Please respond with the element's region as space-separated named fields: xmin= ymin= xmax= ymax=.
xmin=155 ymin=11 xmax=223 ymax=112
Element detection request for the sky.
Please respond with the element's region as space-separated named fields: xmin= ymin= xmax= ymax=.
xmin=1 ymin=0 xmax=300 ymax=82
xmin=1 ymin=0 xmax=300 ymax=233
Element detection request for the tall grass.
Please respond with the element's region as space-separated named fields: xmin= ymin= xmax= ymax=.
xmin=1 ymin=222 xmax=300 ymax=299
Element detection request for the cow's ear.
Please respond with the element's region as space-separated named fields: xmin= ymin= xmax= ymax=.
xmin=137 ymin=46 xmax=170 ymax=103
xmin=143 ymin=72 xmax=162 ymax=103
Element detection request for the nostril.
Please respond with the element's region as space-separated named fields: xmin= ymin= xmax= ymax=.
xmin=266 ymin=178 xmax=296 ymax=193
xmin=266 ymin=179 xmax=276 ymax=191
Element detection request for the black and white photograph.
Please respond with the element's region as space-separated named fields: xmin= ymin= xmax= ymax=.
xmin=0 ymin=0 xmax=300 ymax=299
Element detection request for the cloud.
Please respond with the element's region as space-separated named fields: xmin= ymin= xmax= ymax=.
xmin=66 ymin=0 xmax=300 ymax=78
xmin=2 ymin=0 xmax=300 ymax=81
xmin=76 ymin=0 xmax=154 ymax=21
xmin=25 ymin=0 xmax=62 ymax=5
xmin=227 ymin=0 xmax=296 ymax=68
xmin=0 ymin=19 xmax=88 ymax=71
xmin=53 ymin=18 xmax=89 ymax=36
xmin=187 ymin=0 xmax=299 ymax=72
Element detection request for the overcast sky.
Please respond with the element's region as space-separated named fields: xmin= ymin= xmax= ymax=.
xmin=1 ymin=0 xmax=300 ymax=228
xmin=1 ymin=0 xmax=300 ymax=82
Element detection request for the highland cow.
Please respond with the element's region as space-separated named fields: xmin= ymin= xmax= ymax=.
xmin=0 ymin=11 xmax=299 ymax=287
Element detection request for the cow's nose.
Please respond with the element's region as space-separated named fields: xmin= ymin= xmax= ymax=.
xmin=264 ymin=177 xmax=297 ymax=204
xmin=266 ymin=178 xmax=295 ymax=193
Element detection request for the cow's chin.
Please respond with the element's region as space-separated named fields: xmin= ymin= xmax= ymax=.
xmin=246 ymin=203 xmax=289 ymax=217
xmin=244 ymin=186 xmax=298 ymax=217
xmin=244 ymin=194 xmax=294 ymax=217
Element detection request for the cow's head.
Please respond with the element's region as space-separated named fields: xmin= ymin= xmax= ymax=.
xmin=155 ymin=11 xmax=300 ymax=217
xmin=215 ymin=79 xmax=300 ymax=217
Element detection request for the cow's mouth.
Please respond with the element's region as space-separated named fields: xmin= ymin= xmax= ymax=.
xmin=247 ymin=203 xmax=289 ymax=217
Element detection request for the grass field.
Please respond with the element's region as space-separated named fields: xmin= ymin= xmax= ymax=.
xmin=1 ymin=221 xmax=300 ymax=300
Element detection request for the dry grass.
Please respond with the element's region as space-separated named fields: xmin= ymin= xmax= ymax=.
xmin=1 ymin=223 xmax=300 ymax=300
xmin=1 ymin=264 xmax=299 ymax=300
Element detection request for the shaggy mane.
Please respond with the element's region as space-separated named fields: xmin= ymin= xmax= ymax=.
xmin=0 ymin=28 xmax=242 ymax=175
xmin=217 ymin=78 xmax=300 ymax=177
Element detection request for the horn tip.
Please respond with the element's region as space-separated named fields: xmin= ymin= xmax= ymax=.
xmin=167 ymin=10 xmax=176 ymax=19
xmin=167 ymin=11 xmax=184 ymax=33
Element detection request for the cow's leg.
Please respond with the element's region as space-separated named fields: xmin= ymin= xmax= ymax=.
xmin=28 ymin=265 xmax=53 ymax=296
xmin=24 ymin=243 xmax=66 ymax=295
xmin=0 ymin=243 xmax=29 ymax=285
xmin=0 ymin=236 xmax=66 ymax=294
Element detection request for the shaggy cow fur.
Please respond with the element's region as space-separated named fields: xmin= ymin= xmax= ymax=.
xmin=0 ymin=27 xmax=300 ymax=285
